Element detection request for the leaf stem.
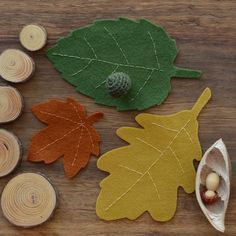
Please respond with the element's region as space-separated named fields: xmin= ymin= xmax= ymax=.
xmin=173 ymin=66 xmax=202 ymax=78
xmin=191 ymin=88 xmax=212 ymax=117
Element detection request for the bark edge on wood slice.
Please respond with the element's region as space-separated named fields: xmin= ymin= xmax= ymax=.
xmin=20 ymin=24 xmax=47 ymax=51
xmin=0 ymin=49 xmax=35 ymax=83
xmin=0 ymin=129 xmax=22 ymax=177
xmin=1 ymin=172 xmax=57 ymax=228
xmin=0 ymin=86 xmax=24 ymax=123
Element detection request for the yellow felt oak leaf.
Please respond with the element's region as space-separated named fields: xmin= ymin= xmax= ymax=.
xmin=28 ymin=98 xmax=103 ymax=178
xmin=96 ymin=88 xmax=211 ymax=221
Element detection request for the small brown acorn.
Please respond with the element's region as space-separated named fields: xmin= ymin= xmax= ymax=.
xmin=201 ymin=189 xmax=218 ymax=204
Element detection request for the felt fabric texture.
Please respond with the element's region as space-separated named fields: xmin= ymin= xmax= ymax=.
xmin=47 ymin=18 xmax=202 ymax=111
xmin=28 ymin=98 xmax=103 ymax=178
xmin=96 ymin=88 xmax=211 ymax=221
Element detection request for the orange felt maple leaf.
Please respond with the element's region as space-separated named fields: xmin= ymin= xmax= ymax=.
xmin=28 ymin=98 xmax=103 ymax=178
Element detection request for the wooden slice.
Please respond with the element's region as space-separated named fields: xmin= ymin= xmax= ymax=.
xmin=20 ymin=24 xmax=47 ymax=51
xmin=0 ymin=86 xmax=23 ymax=123
xmin=0 ymin=49 xmax=35 ymax=83
xmin=1 ymin=173 xmax=57 ymax=227
xmin=0 ymin=129 xmax=22 ymax=177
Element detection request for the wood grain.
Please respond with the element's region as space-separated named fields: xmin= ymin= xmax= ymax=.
xmin=0 ymin=0 xmax=235 ymax=235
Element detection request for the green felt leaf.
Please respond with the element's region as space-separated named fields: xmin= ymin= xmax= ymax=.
xmin=47 ymin=18 xmax=202 ymax=111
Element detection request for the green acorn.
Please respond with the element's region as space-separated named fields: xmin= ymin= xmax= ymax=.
xmin=105 ymin=72 xmax=132 ymax=97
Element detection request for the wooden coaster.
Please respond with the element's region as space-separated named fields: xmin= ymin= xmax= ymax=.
xmin=20 ymin=24 xmax=47 ymax=51
xmin=0 ymin=86 xmax=23 ymax=123
xmin=1 ymin=173 xmax=57 ymax=227
xmin=0 ymin=49 xmax=35 ymax=83
xmin=0 ymin=129 xmax=22 ymax=177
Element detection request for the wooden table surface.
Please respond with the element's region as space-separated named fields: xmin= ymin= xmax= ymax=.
xmin=0 ymin=0 xmax=235 ymax=235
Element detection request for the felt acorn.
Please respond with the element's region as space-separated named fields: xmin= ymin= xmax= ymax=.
xmin=105 ymin=72 xmax=131 ymax=97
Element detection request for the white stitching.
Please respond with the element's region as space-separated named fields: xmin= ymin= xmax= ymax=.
xmin=52 ymin=53 xmax=160 ymax=72
xmin=148 ymin=31 xmax=160 ymax=69
xmin=69 ymin=101 xmax=83 ymax=123
xmin=183 ymin=128 xmax=193 ymax=143
xmin=52 ymin=31 xmax=165 ymax=104
xmin=34 ymin=125 xmax=82 ymax=155
xmin=71 ymin=60 xmax=93 ymax=76
xmin=119 ymin=164 xmax=142 ymax=175
xmin=130 ymin=70 xmax=154 ymax=102
xmin=95 ymin=65 xmax=119 ymax=89
xmin=104 ymin=119 xmax=192 ymax=211
xmin=148 ymin=171 xmax=160 ymax=199
xmin=83 ymin=125 xmax=95 ymax=149
xmin=84 ymin=36 xmax=97 ymax=59
xmin=104 ymin=173 xmax=145 ymax=211
xmin=136 ymin=137 xmax=162 ymax=153
xmin=169 ymin=146 xmax=184 ymax=173
xmin=72 ymin=126 xmax=84 ymax=166
xmin=152 ymin=123 xmax=178 ymax=132
xmin=104 ymin=27 xmax=129 ymax=64
xmin=39 ymin=111 xmax=81 ymax=125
